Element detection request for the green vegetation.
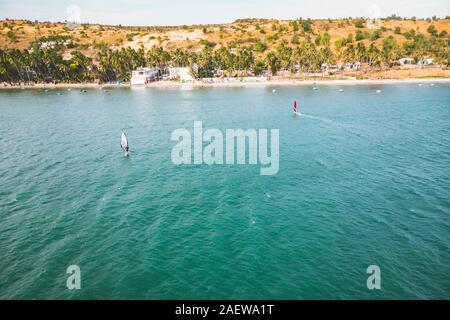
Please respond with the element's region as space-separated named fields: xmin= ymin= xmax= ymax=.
xmin=370 ymin=30 xmax=382 ymax=41
xmin=301 ymin=20 xmax=312 ymax=32
xmin=6 ymin=30 xmax=15 ymax=39
xmin=355 ymin=30 xmax=369 ymax=41
xmin=354 ymin=20 xmax=365 ymax=28
xmin=427 ymin=25 xmax=437 ymax=36
xmin=0 ymin=18 xmax=449 ymax=84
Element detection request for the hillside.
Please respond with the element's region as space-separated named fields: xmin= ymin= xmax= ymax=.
xmin=1 ymin=17 xmax=449 ymax=83
xmin=2 ymin=18 xmax=449 ymax=55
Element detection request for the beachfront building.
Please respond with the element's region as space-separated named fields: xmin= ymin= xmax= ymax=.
xmin=398 ymin=58 xmax=415 ymax=66
xmin=417 ymin=58 xmax=434 ymax=66
xmin=168 ymin=67 xmax=194 ymax=82
xmin=321 ymin=63 xmax=339 ymax=74
xmin=214 ymin=69 xmax=225 ymax=77
xmin=343 ymin=62 xmax=361 ymax=71
xmin=130 ymin=67 xmax=160 ymax=85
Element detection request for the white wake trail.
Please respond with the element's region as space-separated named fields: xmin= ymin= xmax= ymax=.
xmin=299 ymin=113 xmax=364 ymax=137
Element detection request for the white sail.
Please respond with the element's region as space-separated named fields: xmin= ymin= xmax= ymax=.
xmin=121 ymin=132 xmax=128 ymax=150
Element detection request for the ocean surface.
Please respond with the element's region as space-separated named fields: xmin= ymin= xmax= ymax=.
xmin=0 ymin=83 xmax=449 ymax=299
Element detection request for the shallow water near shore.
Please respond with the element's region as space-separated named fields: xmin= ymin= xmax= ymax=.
xmin=0 ymin=84 xmax=449 ymax=299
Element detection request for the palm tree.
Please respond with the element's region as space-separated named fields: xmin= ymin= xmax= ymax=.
xmin=191 ymin=48 xmax=215 ymax=78
xmin=236 ymin=47 xmax=254 ymax=76
xmin=367 ymin=43 xmax=382 ymax=68
xmin=265 ymin=51 xmax=280 ymax=76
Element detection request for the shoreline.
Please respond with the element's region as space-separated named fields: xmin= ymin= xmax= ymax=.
xmin=147 ymin=78 xmax=450 ymax=88
xmin=1 ymin=77 xmax=449 ymax=90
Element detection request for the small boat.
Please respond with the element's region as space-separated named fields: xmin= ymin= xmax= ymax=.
xmin=313 ymin=87 xmax=318 ymax=91
xmin=338 ymin=89 xmax=344 ymax=92
xmin=376 ymin=90 xmax=382 ymax=93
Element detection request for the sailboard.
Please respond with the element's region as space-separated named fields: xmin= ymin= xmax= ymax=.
xmin=121 ymin=132 xmax=129 ymax=150
xmin=293 ymin=100 xmax=301 ymax=115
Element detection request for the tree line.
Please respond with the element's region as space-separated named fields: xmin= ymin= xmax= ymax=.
xmin=1 ymin=30 xmax=448 ymax=84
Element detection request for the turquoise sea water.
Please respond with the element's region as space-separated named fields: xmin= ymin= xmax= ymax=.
xmin=0 ymin=84 xmax=449 ymax=299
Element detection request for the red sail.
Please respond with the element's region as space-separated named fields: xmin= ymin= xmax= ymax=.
xmin=294 ymin=100 xmax=298 ymax=112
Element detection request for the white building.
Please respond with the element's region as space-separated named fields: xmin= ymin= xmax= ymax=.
xmin=39 ymin=40 xmax=70 ymax=49
xmin=398 ymin=58 xmax=415 ymax=65
xmin=417 ymin=58 xmax=433 ymax=66
xmin=131 ymin=67 xmax=160 ymax=85
xmin=168 ymin=67 xmax=194 ymax=82
xmin=343 ymin=62 xmax=361 ymax=71
xmin=321 ymin=63 xmax=341 ymax=73
xmin=367 ymin=18 xmax=381 ymax=30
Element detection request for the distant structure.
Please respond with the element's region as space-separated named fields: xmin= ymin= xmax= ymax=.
xmin=366 ymin=18 xmax=381 ymax=29
xmin=168 ymin=67 xmax=194 ymax=82
xmin=321 ymin=62 xmax=360 ymax=73
xmin=398 ymin=58 xmax=434 ymax=67
xmin=344 ymin=62 xmax=361 ymax=71
xmin=39 ymin=40 xmax=70 ymax=49
xmin=366 ymin=4 xmax=381 ymax=29
xmin=130 ymin=67 xmax=160 ymax=85
xmin=398 ymin=58 xmax=415 ymax=66
xmin=417 ymin=58 xmax=434 ymax=66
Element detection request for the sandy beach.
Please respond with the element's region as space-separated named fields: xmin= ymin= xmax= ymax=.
xmin=145 ymin=77 xmax=450 ymax=88
xmin=1 ymin=77 xmax=449 ymax=90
